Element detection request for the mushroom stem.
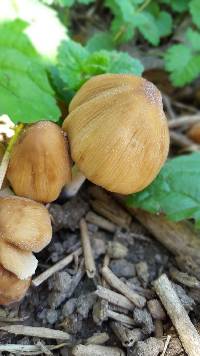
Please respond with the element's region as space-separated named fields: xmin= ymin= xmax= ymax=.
xmin=63 ymin=165 xmax=86 ymax=197
xmin=0 ymin=123 xmax=24 ymax=190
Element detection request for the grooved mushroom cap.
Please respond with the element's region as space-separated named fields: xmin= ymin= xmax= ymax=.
xmin=63 ymin=74 xmax=169 ymax=194
xmin=0 ymin=196 xmax=52 ymax=253
xmin=7 ymin=121 xmax=71 ymax=203
xmin=0 ymin=265 xmax=31 ymax=305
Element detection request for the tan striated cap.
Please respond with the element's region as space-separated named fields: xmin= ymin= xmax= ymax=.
xmin=7 ymin=121 xmax=71 ymax=203
xmin=0 ymin=196 xmax=52 ymax=253
xmin=63 ymin=74 xmax=169 ymax=195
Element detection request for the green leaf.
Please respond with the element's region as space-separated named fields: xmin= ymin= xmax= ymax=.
xmin=106 ymin=51 xmax=144 ymax=74
xmin=186 ymin=28 xmax=200 ymax=51
xmin=164 ymin=44 xmax=200 ymax=86
xmin=78 ymin=0 xmax=95 ymax=4
xmin=161 ymin=0 xmax=189 ymax=13
xmin=0 ymin=20 xmax=60 ymax=124
xmin=127 ymin=153 xmax=200 ymax=227
xmin=190 ymin=0 xmax=200 ymax=29
xmin=156 ymin=11 xmax=172 ymax=37
xmin=57 ymin=39 xmax=143 ymax=92
xmin=86 ymin=32 xmax=115 ymax=52
xmin=136 ymin=12 xmax=160 ymax=45
xmin=57 ymin=40 xmax=89 ymax=91
xmin=0 ymin=0 xmax=68 ymax=61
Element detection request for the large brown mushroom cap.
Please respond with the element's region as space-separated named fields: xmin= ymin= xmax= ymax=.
xmin=63 ymin=74 xmax=169 ymax=194
xmin=0 ymin=265 xmax=31 ymax=305
xmin=0 ymin=196 xmax=52 ymax=253
xmin=7 ymin=121 xmax=71 ymax=203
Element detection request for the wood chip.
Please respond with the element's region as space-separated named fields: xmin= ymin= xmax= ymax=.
xmin=154 ymin=274 xmax=200 ymax=356
xmin=95 ymin=285 xmax=134 ymax=311
xmin=102 ymin=266 xmax=146 ymax=308
xmin=86 ymin=211 xmax=116 ymax=232
xmin=32 ymin=248 xmax=82 ymax=287
xmin=72 ymin=344 xmax=125 ymax=356
xmin=80 ymin=218 xmax=96 ymax=278
xmin=0 ymin=325 xmax=71 ymax=340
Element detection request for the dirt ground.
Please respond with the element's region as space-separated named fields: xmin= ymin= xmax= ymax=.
xmin=1 ymin=184 xmax=200 ymax=355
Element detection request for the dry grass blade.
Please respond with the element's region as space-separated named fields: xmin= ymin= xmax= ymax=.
xmin=32 ymin=247 xmax=82 ymax=287
xmin=80 ymin=218 xmax=96 ymax=278
xmin=0 ymin=325 xmax=71 ymax=340
xmin=0 ymin=343 xmax=67 ymax=355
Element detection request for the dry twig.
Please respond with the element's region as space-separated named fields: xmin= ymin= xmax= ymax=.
xmin=80 ymin=218 xmax=96 ymax=278
xmin=102 ymin=266 xmax=146 ymax=308
xmin=154 ymin=274 xmax=200 ymax=356
xmin=32 ymin=247 xmax=82 ymax=287
xmin=0 ymin=325 xmax=71 ymax=340
xmin=95 ymin=285 xmax=134 ymax=311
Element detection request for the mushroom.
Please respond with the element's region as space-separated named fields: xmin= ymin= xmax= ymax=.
xmin=7 ymin=121 xmax=71 ymax=203
xmin=187 ymin=122 xmax=200 ymax=143
xmin=0 ymin=196 xmax=52 ymax=280
xmin=0 ymin=265 xmax=31 ymax=305
xmin=62 ymin=74 xmax=169 ymax=195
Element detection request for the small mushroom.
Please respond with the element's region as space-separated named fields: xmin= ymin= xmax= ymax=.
xmin=7 ymin=121 xmax=71 ymax=203
xmin=0 ymin=265 xmax=31 ymax=305
xmin=63 ymin=74 xmax=169 ymax=195
xmin=187 ymin=122 xmax=200 ymax=143
xmin=0 ymin=196 xmax=52 ymax=282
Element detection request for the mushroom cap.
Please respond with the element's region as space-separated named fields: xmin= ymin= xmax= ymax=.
xmin=0 ymin=196 xmax=52 ymax=253
xmin=0 ymin=265 xmax=31 ymax=305
xmin=0 ymin=240 xmax=38 ymax=279
xmin=7 ymin=121 xmax=71 ymax=203
xmin=63 ymin=74 xmax=169 ymax=194
xmin=188 ymin=122 xmax=200 ymax=144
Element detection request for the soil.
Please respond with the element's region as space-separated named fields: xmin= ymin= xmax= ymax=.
xmin=1 ymin=184 xmax=199 ymax=356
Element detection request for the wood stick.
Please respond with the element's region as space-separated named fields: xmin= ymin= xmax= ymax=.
xmin=89 ymin=186 xmax=132 ymax=227
xmin=110 ymin=322 xmax=142 ymax=347
xmin=107 ymin=309 xmax=134 ymax=326
xmin=0 ymin=325 xmax=70 ymax=340
xmin=95 ymin=285 xmax=134 ymax=311
xmin=123 ymin=206 xmax=200 ymax=262
xmin=154 ymin=274 xmax=200 ymax=356
xmin=72 ymin=344 xmax=125 ymax=356
xmin=0 ymin=343 xmax=67 ymax=353
xmin=168 ymin=113 xmax=200 ymax=129
xmin=32 ymin=248 xmax=82 ymax=287
xmin=161 ymin=335 xmax=171 ymax=356
xmin=86 ymin=211 xmax=116 ymax=233
xmin=85 ymin=332 xmax=109 ymax=345
xmin=101 ymin=266 xmax=146 ymax=308
xmin=170 ymin=130 xmax=199 ymax=150
xmin=80 ymin=218 xmax=96 ymax=278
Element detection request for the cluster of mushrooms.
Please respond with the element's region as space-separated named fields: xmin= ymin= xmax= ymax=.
xmin=0 ymin=74 xmax=169 ymax=305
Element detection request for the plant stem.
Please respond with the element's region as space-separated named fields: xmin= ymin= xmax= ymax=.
xmin=138 ymin=0 xmax=152 ymax=12
xmin=63 ymin=165 xmax=86 ymax=198
xmin=0 ymin=123 xmax=24 ymax=190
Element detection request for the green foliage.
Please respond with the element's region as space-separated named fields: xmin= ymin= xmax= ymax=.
xmin=86 ymin=32 xmax=115 ymax=51
xmin=105 ymin=0 xmax=173 ymax=45
xmin=164 ymin=28 xmax=200 ymax=86
xmin=0 ymin=0 xmax=68 ymax=61
xmin=127 ymin=153 xmax=200 ymax=228
xmin=0 ymin=20 xmax=60 ymax=124
xmin=56 ymin=39 xmax=143 ymax=91
xmin=42 ymin=0 xmax=94 ymax=6
xmin=189 ymin=0 xmax=200 ymax=29
xmin=160 ymin=0 xmax=189 ymax=13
